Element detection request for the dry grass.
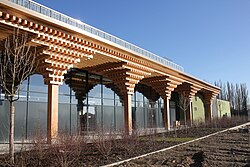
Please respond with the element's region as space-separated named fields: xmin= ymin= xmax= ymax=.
xmin=0 ymin=116 xmax=248 ymax=166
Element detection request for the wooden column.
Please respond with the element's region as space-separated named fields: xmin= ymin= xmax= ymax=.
xmin=47 ymin=84 xmax=59 ymax=142
xmin=205 ymin=102 xmax=213 ymax=121
xmin=164 ymin=97 xmax=170 ymax=130
xmin=124 ymin=93 xmax=133 ymax=134
xmin=202 ymin=91 xmax=219 ymax=122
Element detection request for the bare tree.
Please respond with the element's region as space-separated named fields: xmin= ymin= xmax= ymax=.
xmin=0 ymin=29 xmax=37 ymax=164
xmin=216 ymin=81 xmax=248 ymax=116
xmin=230 ymin=83 xmax=236 ymax=110
xmin=240 ymin=83 xmax=248 ymax=116
xmin=177 ymin=92 xmax=190 ymax=127
xmin=235 ymin=84 xmax=242 ymax=116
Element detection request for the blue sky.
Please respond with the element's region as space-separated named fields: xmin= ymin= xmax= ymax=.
xmin=35 ymin=0 xmax=250 ymax=89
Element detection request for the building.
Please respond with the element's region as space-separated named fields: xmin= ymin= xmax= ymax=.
xmin=0 ymin=0 xmax=221 ymax=142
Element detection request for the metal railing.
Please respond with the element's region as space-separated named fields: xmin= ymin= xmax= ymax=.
xmin=8 ymin=0 xmax=184 ymax=72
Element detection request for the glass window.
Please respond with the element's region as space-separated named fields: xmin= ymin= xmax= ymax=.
xmin=61 ymin=15 xmax=68 ymax=23
xmin=115 ymin=106 xmax=124 ymax=131
xmin=29 ymin=92 xmax=47 ymax=102
xmin=59 ymin=82 xmax=70 ymax=96
xmin=41 ymin=7 xmax=50 ymax=16
xmin=103 ymin=106 xmax=115 ymax=131
xmin=135 ymin=107 xmax=144 ymax=129
xmin=115 ymin=97 xmax=123 ymax=106
xmin=136 ymin=101 xmax=143 ymax=107
xmin=111 ymin=37 xmax=116 ymax=43
xmin=59 ymin=94 xmax=70 ymax=104
xmin=88 ymin=97 xmax=101 ymax=106
xmin=103 ymin=99 xmax=114 ymax=106
xmin=71 ymin=94 xmax=78 ymax=105
xmin=99 ymin=31 xmax=104 ymax=38
xmin=103 ymin=87 xmax=114 ymax=99
xmin=27 ymin=101 xmax=47 ymax=138
xmin=89 ymin=85 xmax=101 ymax=98
xmin=20 ymin=78 xmax=28 ymax=92
xmin=30 ymin=2 xmax=39 ymax=12
xmin=92 ymin=29 xmax=97 ymax=35
xmin=135 ymin=91 xmax=143 ymax=102
xmin=29 ymin=76 xmax=47 ymax=93
xmin=18 ymin=91 xmax=28 ymax=102
xmin=88 ymin=74 xmax=101 ymax=97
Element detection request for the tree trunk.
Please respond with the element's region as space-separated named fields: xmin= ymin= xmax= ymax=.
xmin=9 ymin=97 xmax=15 ymax=164
xmin=184 ymin=110 xmax=187 ymax=127
xmin=184 ymin=110 xmax=187 ymax=133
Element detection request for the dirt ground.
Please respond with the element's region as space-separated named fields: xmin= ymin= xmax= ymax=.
xmin=119 ymin=127 xmax=250 ymax=167
xmin=0 ymin=118 xmax=249 ymax=167
xmin=0 ymin=128 xmax=223 ymax=167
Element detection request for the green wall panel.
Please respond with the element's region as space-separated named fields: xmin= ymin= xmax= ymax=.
xmin=192 ymin=96 xmax=205 ymax=123
xmin=217 ymin=99 xmax=231 ymax=118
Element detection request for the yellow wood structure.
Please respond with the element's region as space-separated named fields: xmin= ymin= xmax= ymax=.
xmin=0 ymin=0 xmax=220 ymax=140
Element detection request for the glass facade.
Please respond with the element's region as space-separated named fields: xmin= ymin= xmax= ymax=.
xmin=0 ymin=69 xmax=171 ymax=142
xmin=0 ymin=75 xmax=78 ymax=142
xmin=132 ymin=91 xmax=165 ymax=130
